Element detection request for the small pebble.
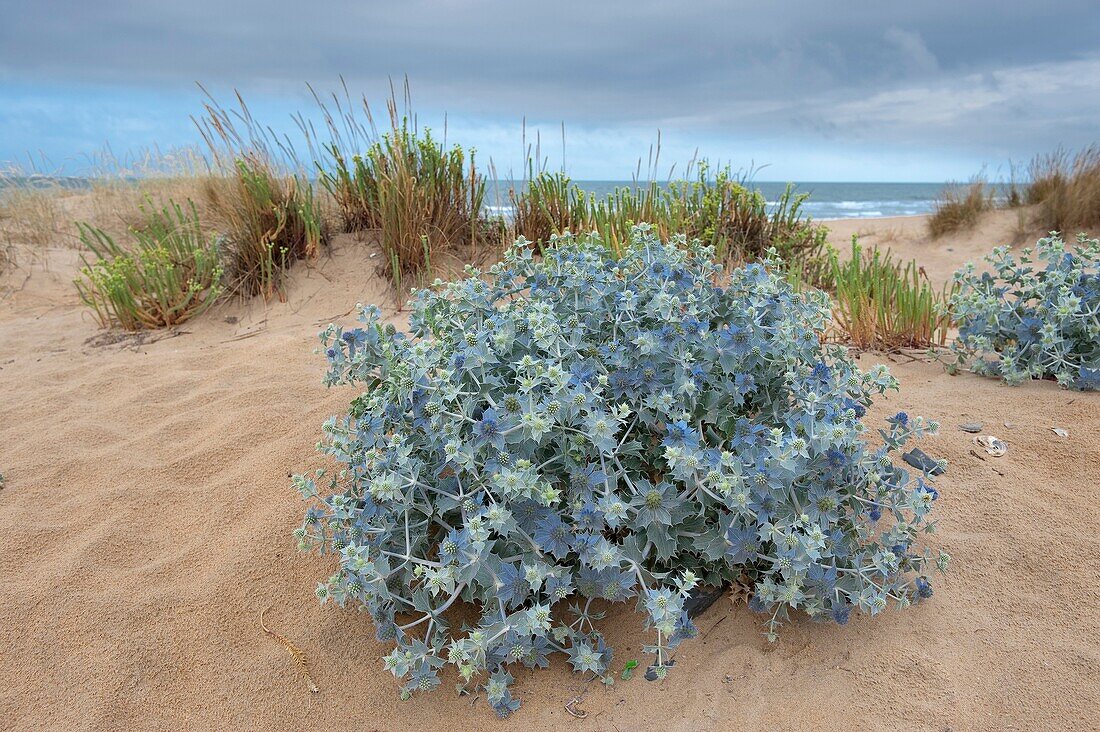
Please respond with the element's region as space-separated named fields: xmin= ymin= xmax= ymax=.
xmin=1050 ymin=427 xmax=1068 ymax=438
xmin=958 ymin=422 xmax=983 ymax=433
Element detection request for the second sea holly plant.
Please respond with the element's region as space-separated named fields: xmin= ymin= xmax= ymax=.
xmin=947 ymin=233 xmax=1100 ymax=390
xmin=294 ymin=227 xmax=948 ymax=717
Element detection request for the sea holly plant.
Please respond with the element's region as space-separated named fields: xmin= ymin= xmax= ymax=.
xmin=294 ymin=227 xmax=948 ymax=717
xmin=946 ymin=233 xmax=1100 ymax=390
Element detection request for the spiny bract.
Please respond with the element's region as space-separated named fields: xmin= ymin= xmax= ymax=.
xmin=948 ymin=233 xmax=1100 ymax=390
xmin=294 ymin=227 xmax=947 ymax=717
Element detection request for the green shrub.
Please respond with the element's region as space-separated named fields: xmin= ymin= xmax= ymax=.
xmin=75 ymin=199 xmax=223 ymax=329
xmin=823 ymin=238 xmax=953 ymax=351
xmin=667 ymin=165 xmax=829 ymax=283
xmin=510 ymin=162 xmax=828 ymax=281
xmin=509 ymin=170 xmax=593 ymax=250
xmin=314 ymin=95 xmax=494 ymax=282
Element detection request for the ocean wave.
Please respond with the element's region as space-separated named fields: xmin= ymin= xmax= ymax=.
xmin=484 ymin=188 xmax=940 ymax=221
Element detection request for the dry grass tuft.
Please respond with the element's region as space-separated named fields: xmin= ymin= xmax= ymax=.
xmin=1027 ymin=146 xmax=1100 ymax=233
xmin=197 ymin=94 xmax=329 ymax=301
xmin=1 ymin=150 xmax=214 ymax=252
xmin=199 ymin=159 xmax=325 ymax=301
xmin=311 ymin=81 xmax=497 ymax=283
xmin=0 ymin=176 xmax=70 ymax=249
xmin=509 ymin=170 xmax=590 ymax=247
xmin=928 ymin=177 xmax=992 ymax=238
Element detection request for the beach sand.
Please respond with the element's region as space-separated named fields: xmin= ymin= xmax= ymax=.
xmin=0 ymin=208 xmax=1097 ymax=731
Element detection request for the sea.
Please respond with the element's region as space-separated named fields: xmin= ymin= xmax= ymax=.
xmin=484 ymin=180 xmax=994 ymax=221
xmin=3 ymin=177 xmax=1001 ymax=221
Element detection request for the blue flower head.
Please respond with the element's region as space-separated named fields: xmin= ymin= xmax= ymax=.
xmin=916 ymin=478 xmax=939 ymax=501
xmin=473 ymin=408 xmax=507 ymax=451
xmin=888 ymin=411 xmax=909 ymax=428
xmin=663 ymin=420 xmax=700 ymax=449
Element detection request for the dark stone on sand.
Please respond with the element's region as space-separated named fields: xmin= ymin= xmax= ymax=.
xmin=903 ymin=447 xmax=945 ymax=475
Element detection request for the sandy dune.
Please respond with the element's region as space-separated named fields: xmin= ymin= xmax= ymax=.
xmin=824 ymin=207 xmax=1037 ymax=289
xmin=0 ymin=209 xmax=1097 ymax=731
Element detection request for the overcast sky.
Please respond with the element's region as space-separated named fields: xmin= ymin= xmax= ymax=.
xmin=1 ymin=1 xmax=1098 ymax=180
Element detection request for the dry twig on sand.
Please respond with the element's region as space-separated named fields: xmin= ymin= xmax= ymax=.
xmin=260 ymin=604 xmax=319 ymax=694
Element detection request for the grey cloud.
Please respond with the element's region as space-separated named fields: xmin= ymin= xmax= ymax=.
xmin=1 ymin=0 xmax=1099 ymax=168
xmin=883 ymin=28 xmax=939 ymax=75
